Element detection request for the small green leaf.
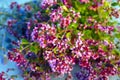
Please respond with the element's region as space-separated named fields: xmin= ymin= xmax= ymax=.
xmin=62 ymin=5 xmax=68 ymax=12
xmin=10 ymin=75 xmax=18 ymax=78
xmin=66 ymin=32 xmax=71 ymax=39
xmin=114 ymin=33 xmax=120 ymax=38
xmin=82 ymin=30 xmax=92 ymax=39
xmin=69 ymin=23 xmax=79 ymax=29
xmin=111 ymin=2 xmax=119 ymax=6
xmin=30 ymin=43 xmax=39 ymax=54
xmin=112 ymin=49 xmax=120 ymax=56
xmin=21 ymin=39 xmax=29 ymax=45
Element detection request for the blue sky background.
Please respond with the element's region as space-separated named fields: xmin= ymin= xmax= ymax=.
xmin=0 ymin=0 xmax=32 ymax=80
xmin=0 ymin=0 xmax=31 ymax=8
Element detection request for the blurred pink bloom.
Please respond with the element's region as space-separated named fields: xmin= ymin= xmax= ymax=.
xmin=80 ymin=0 xmax=89 ymax=3
xmin=41 ymin=0 xmax=57 ymax=8
xmin=60 ymin=16 xmax=72 ymax=28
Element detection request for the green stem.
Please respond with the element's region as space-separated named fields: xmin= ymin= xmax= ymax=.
xmin=61 ymin=27 xmax=69 ymax=40
xmin=20 ymin=42 xmax=35 ymax=52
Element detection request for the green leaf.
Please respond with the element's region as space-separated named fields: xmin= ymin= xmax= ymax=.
xmin=111 ymin=2 xmax=119 ymax=6
xmin=30 ymin=43 xmax=40 ymax=54
xmin=114 ymin=33 xmax=120 ymax=38
xmin=91 ymin=31 xmax=100 ymax=40
xmin=82 ymin=30 xmax=92 ymax=39
xmin=98 ymin=31 xmax=112 ymax=41
xmin=21 ymin=39 xmax=29 ymax=45
xmin=112 ymin=49 xmax=120 ymax=56
xmin=62 ymin=5 xmax=68 ymax=12
xmin=10 ymin=75 xmax=18 ymax=78
xmin=66 ymin=32 xmax=71 ymax=39
xmin=104 ymin=1 xmax=110 ymax=7
xmin=72 ymin=0 xmax=80 ymax=10
xmin=68 ymin=23 xmax=79 ymax=29
xmin=90 ymin=45 xmax=98 ymax=51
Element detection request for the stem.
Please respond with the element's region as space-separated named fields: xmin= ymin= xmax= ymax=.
xmin=61 ymin=27 xmax=69 ymax=40
xmin=20 ymin=42 xmax=34 ymax=52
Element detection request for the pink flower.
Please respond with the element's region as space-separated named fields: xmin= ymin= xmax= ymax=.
xmin=41 ymin=0 xmax=57 ymax=9
xmin=0 ymin=72 xmax=5 ymax=80
xmin=61 ymin=0 xmax=68 ymax=5
xmin=86 ymin=39 xmax=98 ymax=46
xmin=31 ymin=27 xmax=39 ymax=41
xmin=79 ymin=60 xmax=90 ymax=68
xmin=16 ymin=4 xmax=21 ymax=10
xmin=43 ymin=51 xmax=75 ymax=74
xmin=98 ymin=48 xmax=107 ymax=56
xmin=31 ymin=23 xmax=57 ymax=48
xmin=61 ymin=0 xmax=72 ymax=7
xmin=60 ymin=16 xmax=72 ymax=28
xmin=8 ymin=52 xmax=14 ymax=61
xmin=50 ymin=10 xmax=62 ymax=22
xmin=80 ymin=0 xmax=89 ymax=3
xmin=10 ymin=2 xmax=17 ymax=9
xmin=92 ymin=54 xmax=99 ymax=60
xmin=38 ymin=35 xmax=46 ymax=48
xmin=25 ymin=5 xmax=32 ymax=11
xmin=7 ymin=19 xmax=16 ymax=27
xmin=57 ymin=39 xmax=70 ymax=53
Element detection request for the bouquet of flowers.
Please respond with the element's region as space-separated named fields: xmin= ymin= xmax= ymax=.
xmin=2 ymin=0 xmax=120 ymax=80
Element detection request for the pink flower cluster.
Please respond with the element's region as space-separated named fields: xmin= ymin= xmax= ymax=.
xmin=10 ymin=2 xmax=21 ymax=10
xmin=80 ymin=0 xmax=89 ymax=3
xmin=60 ymin=16 xmax=72 ymax=28
xmin=57 ymin=39 xmax=70 ymax=53
xmin=0 ymin=72 xmax=5 ymax=80
xmin=8 ymin=49 xmax=28 ymax=68
xmin=71 ymin=33 xmax=94 ymax=62
xmin=86 ymin=23 xmax=114 ymax=34
xmin=31 ymin=23 xmax=57 ymax=48
xmin=31 ymin=20 xmax=117 ymax=78
xmin=50 ymin=7 xmax=63 ymax=22
xmin=50 ymin=7 xmax=80 ymax=27
xmin=97 ymin=24 xmax=114 ymax=34
xmin=7 ymin=19 xmax=17 ymax=27
xmin=43 ymin=51 xmax=75 ymax=74
xmin=6 ymin=0 xmax=120 ymax=79
xmin=89 ymin=66 xmax=117 ymax=80
xmin=41 ymin=0 xmax=57 ymax=9
xmin=30 ymin=6 xmax=118 ymax=78
xmin=50 ymin=7 xmax=72 ymax=28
